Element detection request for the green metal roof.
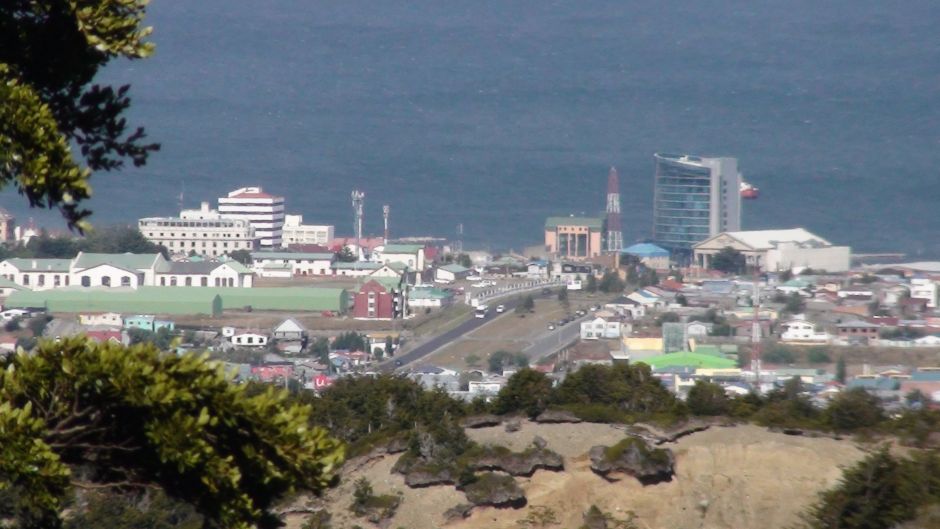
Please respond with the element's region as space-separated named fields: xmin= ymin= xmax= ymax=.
xmin=219 ymin=260 xmax=252 ymax=274
xmin=3 ymin=258 xmax=72 ymax=272
xmin=251 ymin=251 xmax=334 ymax=261
xmin=636 ymin=352 xmax=736 ymax=370
xmin=0 ymin=277 xmax=25 ymax=290
xmin=439 ymin=263 xmax=469 ymax=273
xmin=544 ymin=216 xmax=604 ymax=229
xmin=370 ymin=277 xmax=403 ymax=291
xmin=381 ymin=244 xmax=424 ymax=253
xmin=410 ymin=287 xmax=452 ymax=300
xmin=73 ymin=252 xmax=163 ymax=271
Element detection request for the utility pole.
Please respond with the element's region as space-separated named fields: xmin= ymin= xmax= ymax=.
xmin=383 ymin=204 xmax=390 ymax=245
xmin=750 ymin=258 xmax=763 ymax=393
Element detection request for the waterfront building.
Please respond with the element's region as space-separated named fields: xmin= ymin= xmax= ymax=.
xmin=250 ymin=251 xmax=335 ymax=277
xmin=218 ymin=186 xmax=285 ymax=248
xmin=692 ymin=228 xmax=851 ymax=272
xmin=544 ymin=217 xmax=605 ymax=260
xmin=372 ymin=243 xmax=427 ymax=270
xmin=622 ymin=243 xmax=671 ymax=270
xmin=652 ymin=153 xmax=741 ymax=251
xmin=280 ymin=215 xmax=334 ymax=247
xmin=139 ymin=202 xmax=256 ymax=258
xmin=352 ymin=278 xmax=404 ymax=320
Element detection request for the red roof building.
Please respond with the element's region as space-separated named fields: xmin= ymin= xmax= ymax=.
xmin=352 ymin=279 xmax=402 ymax=320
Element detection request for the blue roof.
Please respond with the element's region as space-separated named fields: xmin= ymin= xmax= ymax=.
xmin=847 ymin=378 xmax=899 ymax=391
xmin=910 ymin=370 xmax=940 ymax=382
xmin=622 ymin=243 xmax=669 ymax=258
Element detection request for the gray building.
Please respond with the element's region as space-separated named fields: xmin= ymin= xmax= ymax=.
xmin=653 ymin=153 xmax=741 ymax=251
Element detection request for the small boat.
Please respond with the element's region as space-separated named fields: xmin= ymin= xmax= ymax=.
xmin=740 ymin=181 xmax=759 ymax=199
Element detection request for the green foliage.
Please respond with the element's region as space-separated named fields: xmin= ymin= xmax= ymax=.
xmin=458 ymin=253 xmax=473 ymax=268
xmin=493 ymin=369 xmax=553 ymax=417
xmin=655 ymin=312 xmax=680 ymax=326
xmin=557 ymin=288 xmax=568 ymax=304
xmin=310 ymin=337 xmax=330 ymax=363
xmin=801 ymin=448 xmax=940 ymax=529
xmin=0 ymin=338 xmax=344 ymax=529
xmin=228 ymin=249 xmax=252 ymax=265
xmin=603 ymin=437 xmax=671 ymax=467
xmin=806 ymin=347 xmax=831 ymax=364
xmin=384 ymin=335 xmax=394 ymax=357
xmin=465 ymin=353 xmax=482 ymax=368
xmin=127 ymin=326 xmax=175 ymax=351
xmin=763 ymin=344 xmax=796 ymax=364
xmin=0 ymin=2 xmax=159 ymax=229
xmin=585 ymin=274 xmax=598 ymax=293
xmin=523 ymin=295 xmax=536 ymax=312
xmin=598 ymin=270 xmax=625 ymax=293
xmin=301 ymin=510 xmax=333 ymax=529
xmin=825 ymin=388 xmax=884 ymax=432
xmin=333 ymin=331 xmax=367 ymax=352
xmin=836 ymin=356 xmax=847 ymax=384
xmin=63 ymin=490 xmax=202 ymax=529
xmin=335 ymin=246 xmax=357 ymax=263
xmin=710 ymin=247 xmax=745 ymax=274
xmin=20 ymin=226 xmax=166 ymax=258
xmin=517 ymin=505 xmax=560 ymax=527
xmin=686 ymin=381 xmax=730 ymax=416
xmin=784 ymin=292 xmax=806 ymax=314
xmin=26 ymin=315 xmax=51 ymax=338
xmin=552 ymin=363 xmax=683 ymax=420
xmin=752 ymin=377 xmax=821 ymax=429
xmin=488 ymin=350 xmax=528 ymax=374
xmin=349 ymin=477 xmax=400 ymax=520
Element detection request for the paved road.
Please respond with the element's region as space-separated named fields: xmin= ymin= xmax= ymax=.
xmin=522 ymin=313 xmax=590 ymax=361
xmin=378 ymin=290 xmax=561 ymax=373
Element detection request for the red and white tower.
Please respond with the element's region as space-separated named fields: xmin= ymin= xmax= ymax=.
xmin=605 ymin=167 xmax=623 ymax=252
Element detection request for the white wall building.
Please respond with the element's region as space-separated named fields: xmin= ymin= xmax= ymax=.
xmin=580 ymin=317 xmax=622 ymax=340
xmin=139 ymin=202 xmax=256 ymax=258
xmin=231 ymin=332 xmax=269 ymax=347
xmin=251 ymin=251 xmax=334 ymax=277
xmin=0 ymin=253 xmax=253 ymax=290
xmin=910 ymin=278 xmax=938 ymax=309
xmin=693 ymin=228 xmax=851 ymax=272
xmin=372 ymin=244 xmax=426 ymax=270
xmin=280 ymin=215 xmax=334 ymax=247
xmin=79 ymin=312 xmax=123 ymax=327
xmin=218 ymin=187 xmax=285 ymax=249
xmin=780 ymin=317 xmax=831 ymax=343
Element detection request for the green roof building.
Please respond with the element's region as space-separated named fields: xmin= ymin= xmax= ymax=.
xmin=636 ymin=352 xmax=737 ymax=370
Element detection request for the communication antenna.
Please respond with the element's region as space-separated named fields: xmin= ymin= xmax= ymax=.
xmin=751 ymin=261 xmax=763 ymax=392
xmin=383 ymin=204 xmax=390 ymax=245
xmin=456 ymin=223 xmax=464 ymax=255
xmin=351 ymin=190 xmax=365 ymax=270
xmin=605 ymin=167 xmax=623 ymax=252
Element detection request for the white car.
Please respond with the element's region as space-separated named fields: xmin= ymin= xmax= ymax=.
xmin=495 ymin=304 xmax=505 ymax=313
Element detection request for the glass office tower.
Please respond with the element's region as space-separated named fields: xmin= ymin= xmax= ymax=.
xmin=652 ymin=153 xmax=741 ymax=251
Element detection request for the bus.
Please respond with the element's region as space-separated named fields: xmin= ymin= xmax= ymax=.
xmin=474 ymin=305 xmax=488 ymax=319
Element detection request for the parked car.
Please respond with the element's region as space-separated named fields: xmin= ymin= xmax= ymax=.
xmin=547 ymin=323 xmax=556 ymax=330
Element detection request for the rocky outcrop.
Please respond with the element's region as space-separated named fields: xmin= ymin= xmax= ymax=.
xmin=627 ymin=418 xmax=723 ymax=445
xmin=392 ymin=455 xmax=457 ymax=488
xmin=589 ymin=437 xmax=675 ymax=485
xmin=534 ymin=409 xmax=582 ymax=424
xmin=462 ymin=414 xmax=502 ymax=428
xmin=469 ymin=447 xmax=564 ymax=476
xmin=461 ymin=472 xmax=527 ymax=508
xmin=443 ymin=503 xmax=474 ymax=523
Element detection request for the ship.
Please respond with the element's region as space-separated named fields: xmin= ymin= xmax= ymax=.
xmin=740 ymin=181 xmax=759 ymax=199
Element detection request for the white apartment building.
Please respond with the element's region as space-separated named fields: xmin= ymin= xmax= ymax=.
xmin=139 ymin=202 xmax=256 ymax=258
xmin=281 ymin=215 xmax=334 ymax=247
xmin=910 ymin=278 xmax=938 ymax=309
xmin=218 ymin=187 xmax=285 ymax=248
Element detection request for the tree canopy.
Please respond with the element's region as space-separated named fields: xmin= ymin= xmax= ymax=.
xmin=1 ymin=0 xmax=160 ymax=230
xmin=0 ymin=339 xmax=344 ymax=529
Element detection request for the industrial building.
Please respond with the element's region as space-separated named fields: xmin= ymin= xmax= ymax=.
xmin=652 ymin=153 xmax=741 ymax=250
xmin=280 ymin=215 xmax=334 ymax=247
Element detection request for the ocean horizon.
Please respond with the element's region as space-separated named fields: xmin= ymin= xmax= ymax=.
xmin=3 ymin=0 xmax=939 ymax=257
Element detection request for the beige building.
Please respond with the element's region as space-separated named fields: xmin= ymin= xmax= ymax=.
xmin=0 ymin=208 xmax=14 ymax=243
xmin=544 ymin=217 xmax=604 ymax=259
xmin=692 ymin=228 xmax=851 ymax=272
xmin=139 ymin=202 xmax=256 ymax=258
xmin=280 ymin=215 xmax=334 ymax=247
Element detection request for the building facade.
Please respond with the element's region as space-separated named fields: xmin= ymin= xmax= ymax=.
xmin=139 ymin=202 xmax=256 ymax=258
xmin=692 ymin=228 xmax=851 ymax=272
xmin=352 ymin=279 xmax=403 ymax=320
xmin=218 ymin=187 xmax=285 ymax=248
xmin=0 ymin=208 xmax=15 ymax=243
xmin=544 ymin=217 xmax=604 ymax=259
xmin=280 ymin=215 xmax=334 ymax=247
xmin=652 ymin=153 xmax=741 ymax=250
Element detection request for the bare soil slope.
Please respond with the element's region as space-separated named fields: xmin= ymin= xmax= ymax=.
xmin=287 ymin=423 xmax=864 ymax=529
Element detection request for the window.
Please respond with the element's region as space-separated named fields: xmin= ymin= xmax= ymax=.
xmin=54 ymin=275 xmax=60 ymax=287
xmin=201 ymin=277 xmax=208 ymax=287
xmin=37 ymin=275 xmax=45 ymax=286
xmin=160 ymin=277 xmax=166 ymax=286
xmin=81 ymin=276 xmax=90 ymax=287
xmin=121 ymin=277 xmax=131 ymax=287
xmin=101 ymin=276 xmax=111 ymax=287
xmin=185 ymin=277 xmax=192 ymax=286
xmin=170 ymin=277 xmax=177 ymax=286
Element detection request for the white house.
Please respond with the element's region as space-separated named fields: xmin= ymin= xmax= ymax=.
xmin=686 ymin=321 xmax=713 ymax=337
xmin=0 ymin=276 xmax=26 ymax=297
xmin=468 ymin=376 xmax=507 ymax=396
xmin=273 ymin=318 xmax=307 ymax=341
xmin=0 ymin=258 xmax=74 ymax=290
xmin=231 ymin=332 xmax=269 ymax=347
xmin=154 ymin=260 xmax=253 ymax=288
xmin=408 ymin=287 xmax=454 ymax=309
xmin=372 ymin=244 xmax=426 ymax=271
xmin=780 ymin=317 xmax=830 ymax=343
xmin=627 ymin=289 xmax=665 ymax=309
xmin=580 ymin=317 xmax=622 ymax=340
xmin=605 ymin=296 xmax=646 ymax=319
xmin=331 ymin=261 xmax=384 ymax=277
xmin=251 ymin=251 xmax=334 ymax=276
xmin=78 ymin=312 xmax=123 ymax=327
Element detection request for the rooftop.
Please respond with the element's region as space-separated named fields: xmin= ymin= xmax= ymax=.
xmin=545 ymin=216 xmax=604 ymax=230
xmin=73 ymin=252 xmax=163 ymax=271
xmin=381 ymin=244 xmax=425 ymax=254
xmin=251 ymin=251 xmax=335 ymax=261
xmin=622 ymin=243 xmax=669 ymax=258
xmin=709 ymin=228 xmax=833 ymax=250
